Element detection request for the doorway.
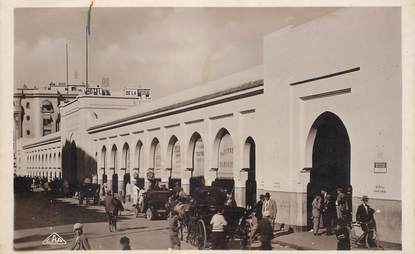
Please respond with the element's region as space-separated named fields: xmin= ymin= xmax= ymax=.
xmin=306 ymin=112 xmax=351 ymax=228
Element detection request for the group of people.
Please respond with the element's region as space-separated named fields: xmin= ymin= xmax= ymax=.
xmin=311 ymin=187 xmax=353 ymax=237
xmin=311 ymin=186 xmax=378 ymax=250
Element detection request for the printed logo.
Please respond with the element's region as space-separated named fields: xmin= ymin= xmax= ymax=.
xmin=42 ymin=232 xmax=67 ymax=245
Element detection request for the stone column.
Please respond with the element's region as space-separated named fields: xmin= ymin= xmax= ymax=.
xmin=182 ymin=177 xmax=190 ymax=194
xmin=235 ymin=170 xmax=248 ymax=207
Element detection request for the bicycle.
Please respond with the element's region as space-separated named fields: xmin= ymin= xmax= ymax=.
xmin=351 ymin=221 xmax=383 ymax=250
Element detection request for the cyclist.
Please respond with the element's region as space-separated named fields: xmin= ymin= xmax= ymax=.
xmin=355 ymin=195 xmax=377 ymax=248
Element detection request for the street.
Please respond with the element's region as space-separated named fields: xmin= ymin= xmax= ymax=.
xmin=14 ymin=192 xmax=292 ymax=250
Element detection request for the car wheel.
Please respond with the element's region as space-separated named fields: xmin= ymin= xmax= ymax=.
xmin=146 ymin=207 xmax=154 ymax=221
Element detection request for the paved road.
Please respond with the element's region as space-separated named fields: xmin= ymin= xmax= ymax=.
xmin=14 ymin=192 xmax=293 ymax=250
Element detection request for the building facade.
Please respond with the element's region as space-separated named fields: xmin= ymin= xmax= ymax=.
xmin=15 ymin=8 xmax=401 ymax=245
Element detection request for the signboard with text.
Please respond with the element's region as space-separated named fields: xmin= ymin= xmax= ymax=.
xmin=374 ymin=162 xmax=387 ymax=173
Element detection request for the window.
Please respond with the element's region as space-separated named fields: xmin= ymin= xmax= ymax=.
xmin=26 ymin=130 xmax=30 ymax=135
xmin=26 ymin=115 xmax=30 ymax=121
xmin=26 ymin=102 xmax=30 ymax=109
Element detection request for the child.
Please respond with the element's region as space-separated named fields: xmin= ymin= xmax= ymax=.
xmin=168 ymin=210 xmax=181 ymax=250
xmin=120 ymin=236 xmax=131 ymax=250
xmin=70 ymin=223 xmax=91 ymax=250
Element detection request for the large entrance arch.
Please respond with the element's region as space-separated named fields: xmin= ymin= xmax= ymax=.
xmin=306 ymin=111 xmax=351 ymax=227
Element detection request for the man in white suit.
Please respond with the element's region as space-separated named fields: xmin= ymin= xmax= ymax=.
xmin=262 ymin=192 xmax=277 ymax=230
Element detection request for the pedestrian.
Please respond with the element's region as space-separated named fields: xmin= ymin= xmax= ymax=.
xmin=335 ymin=187 xmax=346 ymax=220
xmin=210 ymin=208 xmax=228 ymax=250
xmin=344 ymin=185 xmax=353 ymax=226
xmin=356 ymin=195 xmax=377 ymax=247
xmin=104 ymin=191 xmax=117 ymax=232
xmin=225 ymin=189 xmax=237 ymax=207
xmin=114 ymin=193 xmax=125 ymax=216
xmin=168 ymin=210 xmax=181 ymax=250
xmin=256 ymin=194 xmax=265 ymax=220
xmin=253 ymin=213 xmax=274 ymax=250
xmin=102 ymin=182 xmax=108 ymax=196
xmin=311 ymin=194 xmax=322 ymax=236
xmin=249 ymin=211 xmax=259 ymax=242
xmin=336 ymin=219 xmax=351 ymax=250
xmin=321 ymin=189 xmax=333 ymax=235
xmin=120 ymin=236 xmax=131 ymax=250
xmin=125 ymin=181 xmax=132 ymax=202
xmin=262 ymin=192 xmax=277 ymax=230
xmin=70 ymin=223 xmax=91 ymax=250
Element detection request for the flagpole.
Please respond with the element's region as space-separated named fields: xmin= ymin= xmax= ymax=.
xmin=85 ymin=28 xmax=89 ymax=89
xmin=66 ymin=43 xmax=69 ymax=100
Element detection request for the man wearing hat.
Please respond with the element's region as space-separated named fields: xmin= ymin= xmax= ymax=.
xmin=335 ymin=187 xmax=346 ymax=220
xmin=70 ymin=223 xmax=91 ymax=250
xmin=356 ymin=195 xmax=377 ymax=247
xmin=252 ymin=213 xmax=274 ymax=250
xmin=262 ymin=192 xmax=277 ymax=230
xmin=255 ymin=194 xmax=265 ymax=220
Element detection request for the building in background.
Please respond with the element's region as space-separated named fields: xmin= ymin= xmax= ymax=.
xmin=13 ymin=8 xmax=402 ymax=246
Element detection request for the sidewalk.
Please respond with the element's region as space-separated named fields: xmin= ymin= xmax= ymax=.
xmin=271 ymin=230 xmax=337 ymax=250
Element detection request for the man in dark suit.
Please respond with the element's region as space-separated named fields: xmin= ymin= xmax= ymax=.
xmin=255 ymin=194 xmax=265 ymax=220
xmin=356 ymin=195 xmax=377 ymax=247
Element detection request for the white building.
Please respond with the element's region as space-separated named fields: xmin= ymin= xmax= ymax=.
xmin=15 ymin=8 xmax=402 ymax=246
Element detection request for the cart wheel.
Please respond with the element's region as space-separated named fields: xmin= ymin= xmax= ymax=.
xmin=196 ymin=219 xmax=207 ymax=250
xmin=146 ymin=207 xmax=154 ymax=221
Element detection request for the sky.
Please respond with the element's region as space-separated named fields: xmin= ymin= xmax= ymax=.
xmin=15 ymin=7 xmax=337 ymax=99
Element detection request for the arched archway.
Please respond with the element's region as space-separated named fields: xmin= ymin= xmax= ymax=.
xmin=167 ymin=135 xmax=181 ymax=188
xmin=188 ymin=132 xmax=205 ymax=194
xmin=110 ymin=144 xmax=118 ymax=194
xmin=212 ymin=128 xmax=235 ymax=194
xmin=134 ymin=140 xmax=144 ymax=189
xmin=244 ymin=136 xmax=256 ymax=208
xmin=122 ymin=143 xmax=131 ymax=196
xmin=306 ymin=111 xmax=351 ymax=227
xmin=149 ymin=138 xmax=162 ymax=188
xmin=101 ymin=146 xmax=108 ymax=188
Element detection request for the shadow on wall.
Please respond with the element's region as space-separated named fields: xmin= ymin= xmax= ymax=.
xmin=62 ymin=140 xmax=97 ymax=187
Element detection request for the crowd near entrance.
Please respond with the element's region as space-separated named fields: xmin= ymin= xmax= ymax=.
xmin=306 ymin=112 xmax=351 ymax=228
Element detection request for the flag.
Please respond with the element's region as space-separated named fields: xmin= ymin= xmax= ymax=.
xmin=86 ymin=1 xmax=94 ymax=36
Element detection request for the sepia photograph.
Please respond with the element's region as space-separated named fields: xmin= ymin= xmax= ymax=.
xmin=1 ymin=0 xmax=413 ymax=252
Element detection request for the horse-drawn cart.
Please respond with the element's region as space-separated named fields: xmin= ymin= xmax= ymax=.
xmin=180 ymin=186 xmax=251 ymax=250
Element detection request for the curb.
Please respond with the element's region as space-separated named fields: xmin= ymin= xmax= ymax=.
xmin=271 ymin=239 xmax=318 ymax=250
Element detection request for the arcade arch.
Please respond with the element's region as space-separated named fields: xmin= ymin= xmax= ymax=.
xmin=167 ymin=135 xmax=181 ymax=188
xmin=212 ymin=128 xmax=235 ymax=193
xmin=188 ymin=132 xmax=205 ymax=194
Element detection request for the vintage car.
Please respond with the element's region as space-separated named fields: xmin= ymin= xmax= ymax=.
xmin=78 ymin=183 xmax=100 ymax=205
xmin=140 ymin=189 xmax=172 ymax=220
